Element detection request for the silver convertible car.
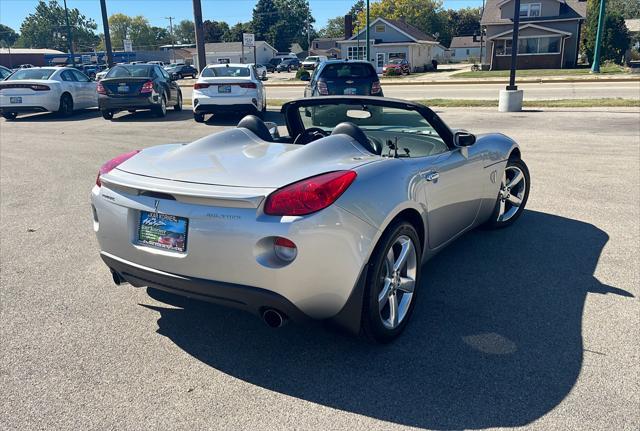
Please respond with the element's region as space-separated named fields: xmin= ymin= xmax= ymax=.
xmin=91 ymin=96 xmax=530 ymax=342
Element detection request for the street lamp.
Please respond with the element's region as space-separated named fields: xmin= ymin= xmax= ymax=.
xmin=62 ymin=0 xmax=75 ymax=66
xmin=498 ymin=0 xmax=523 ymax=112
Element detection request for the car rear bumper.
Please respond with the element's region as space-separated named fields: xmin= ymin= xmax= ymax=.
xmin=0 ymin=105 xmax=49 ymax=114
xmin=102 ymin=251 xmax=310 ymax=322
xmin=99 ymin=94 xmax=159 ymax=110
xmin=0 ymin=94 xmax=60 ymax=112
xmin=192 ymin=93 xmax=259 ymax=114
xmin=91 ymin=178 xmax=379 ymax=321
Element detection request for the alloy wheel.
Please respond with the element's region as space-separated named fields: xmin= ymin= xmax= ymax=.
xmin=377 ymin=235 xmax=417 ymax=329
xmin=497 ymin=166 xmax=526 ymax=222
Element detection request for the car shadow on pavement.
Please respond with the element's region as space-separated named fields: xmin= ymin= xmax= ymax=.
xmin=109 ymin=110 xmax=194 ymax=122
xmin=203 ymin=111 xmax=284 ymax=127
xmin=142 ymin=210 xmax=633 ymax=430
xmin=6 ymin=109 xmax=101 ymax=122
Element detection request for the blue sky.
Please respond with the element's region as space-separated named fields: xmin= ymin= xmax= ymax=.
xmin=1 ymin=0 xmax=483 ymax=31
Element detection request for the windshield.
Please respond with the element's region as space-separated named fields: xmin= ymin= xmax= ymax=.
xmin=201 ymin=66 xmax=250 ymax=77
xmin=389 ymin=59 xmax=403 ymax=64
xmin=305 ymin=57 xmax=319 ymax=62
xmin=298 ymin=103 xmax=448 ymax=158
xmin=106 ymin=65 xmax=153 ymax=78
xmin=8 ymin=69 xmax=55 ymax=80
xmin=320 ymin=63 xmax=376 ymax=79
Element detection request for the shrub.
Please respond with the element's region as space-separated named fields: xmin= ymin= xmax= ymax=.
xmin=296 ymin=69 xmax=310 ymax=80
xmin=384 ymin=67 xmax=401 ymax=76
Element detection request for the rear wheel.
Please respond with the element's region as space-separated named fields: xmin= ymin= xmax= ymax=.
xmin=362 ymin=221 xmax=421 ymax=343
xmin=176 ymin=72 xmax=183 ymax=80
xmin=174 ymin=92 xmax=183 ymax=111
xmin=101 ymin=110 xmax=114 ymax=120
xmin=154 ymin=94 xmax=167 ymax=117
xmin=2 ymin=112 xmax=18 ymax=120
xmin=58 ymin=93 xmax=73 ymax=117
xmin=193 ymin=112 xmax=205 ymax=123
xmin=484 ymin=158 xmax=530 ymax=229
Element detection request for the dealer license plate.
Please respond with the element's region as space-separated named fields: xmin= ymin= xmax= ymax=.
xmin=218 ymin=85 xmax=232 ymax=93
xmin=138 ymin=211 xmax=188 ymax=252
xmin=10 ymin=97 xmax=22 ymax=104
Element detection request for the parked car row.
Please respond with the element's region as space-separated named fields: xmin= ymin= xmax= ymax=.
xmin=0 ymin=60 xmax=384 ymax=122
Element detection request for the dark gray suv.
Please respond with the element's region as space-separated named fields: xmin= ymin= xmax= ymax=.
xmin=303 ymin=60 xmax=382 ymax=98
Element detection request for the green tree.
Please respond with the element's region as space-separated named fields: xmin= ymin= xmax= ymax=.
xmin=252 ymin=0 xmax=279 ymax=43
xmin=223 ymin=22 xmax=253 ymax=42
xmin=203 ymin=20 xmax=230 ymax=43
xmin=607 ymin=0 xmax=640 ymax=18
xmin=439 ymin=7 xmax=481 ymax=47
xmin=583 ymin=0 xmax=631 ymax=64
xmin=319 ymin=1 xmax=365 ymax=38
xmin=108 ymin=13 xmax=132 ymax=49
xmin=0 ymin=24 xmax=19 ymax=46
xmin=174 ymin=20 xmax=195 ymax=44
xmin=16 ymin=0 xmax=98 ymax=51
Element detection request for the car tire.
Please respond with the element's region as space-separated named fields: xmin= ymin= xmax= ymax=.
xmin=193 ymin=112 xmax=205 ymax=123
xmin=177 ymin=73 xmax=183 ymax=79
xmin=101 ymin=110 xmax=114 ymax=120
xmin=362 ymin=220 xmax=422 ymax=343
xmin=2 ymin=112 xmax=18 ymax=120
xmin=174 ymin=92 xmax=183 ymax=111
xmin=484 ymin=158 xmax=530 ymax=229
xmin=58 ymin=93 xmax=73 ymax=117
xmin=154 ymin=94 xmax=167 ymax=118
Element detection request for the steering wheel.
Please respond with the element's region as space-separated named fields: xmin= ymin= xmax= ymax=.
xmin=293 ymin=127 xmax=329 ymax=145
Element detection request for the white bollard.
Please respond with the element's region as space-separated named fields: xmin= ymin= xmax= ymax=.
xmin=498 ymin=89 xmax=524 ymax=112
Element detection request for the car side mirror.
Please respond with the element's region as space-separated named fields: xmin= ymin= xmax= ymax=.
xmin=264 ymin=122 xmax=280 ymax=139
xmin=454 ymin=131 xmax=476 ymax=147
xmin=300 ymin=75 xmax=310 ymax=81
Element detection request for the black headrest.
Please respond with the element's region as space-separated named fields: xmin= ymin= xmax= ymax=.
xmin=331 ymin=122 xmax=378 ymax=154
xmin=237 ymin=115 xmax=272 ymax=142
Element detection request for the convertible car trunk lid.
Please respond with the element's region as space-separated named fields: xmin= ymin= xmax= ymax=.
xmin=113 ymin=128 xmax=377 ymax=189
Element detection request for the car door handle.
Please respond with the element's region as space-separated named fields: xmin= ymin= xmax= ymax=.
xmin=423 ymin=171 xmax=439 ymax=182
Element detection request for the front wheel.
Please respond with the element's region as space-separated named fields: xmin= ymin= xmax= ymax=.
xmin=174 ymin=92 xmax=183 ymax=111
xmin=362 ymin=221 xmax=421 ymax=343
xmin=2 ymin=112 xmax=18 ymax=120
xmin=484 ymin=158 xmax=530 ymax=229
xmin=176 ymin=73 xmax=183 ymax=79
xmin=58 ymin=94 xmax=73 ymax=117
xmin=193 ymin=112 xmax=205 ymax=123
xmin=101 ymin=110 xmax=114 ymax=120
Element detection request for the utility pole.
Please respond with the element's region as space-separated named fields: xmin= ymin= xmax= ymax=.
xmin=480 ymin=0 xmax=485 ymax=66
xmin=306 ymin=1 xmax=311 ymax=53
xmin=99 ymin=0 xmax=113 ymax=67
xmin=62 ymin=0 xmax=75 ymax=66
xmin=507 ymin=0 xmax=521 ymax=90
xmin=365 ymin=0 xmax=370 ymax=62
xmin=166 ymin=16 xmax=176 ymax=63
xmin=192 ymin=0 xmax=206 ymax=71
xmin=591 ymin=0 xmax=606 ymax=73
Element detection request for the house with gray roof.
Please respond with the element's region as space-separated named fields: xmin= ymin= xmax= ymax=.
xmin=482 ymin=0 xmax=587 ymax=70
xmin=337 ymin=17 xmax=439 ymax=73
xmin=449 ymin=36 xmax=483 ymax=62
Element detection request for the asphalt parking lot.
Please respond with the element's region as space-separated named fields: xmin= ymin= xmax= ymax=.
xmin=1 ymin=107 xmax=638 ymax=430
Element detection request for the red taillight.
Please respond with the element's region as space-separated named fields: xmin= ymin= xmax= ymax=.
xmin=30 ymin=84 xmax=50 ymax=91
xmin=96 ymin=81 xmax=106 ymax=94
xmin=194 ymin=83 xmax=210 ymax=89
xmin=317 ymin=81 xmax=329 ymax=95
xmin=140 ymin=81 xmax=154 ymax=93
xmin=239 ymin=82 xmax=257 ymax=89
xmin=371 ymin=81 xmax=382 ymax=95
xmin=96 ymin=150 xmax=140 ymax=187
xmin=264 ymin=171 xmax=357 ymax=216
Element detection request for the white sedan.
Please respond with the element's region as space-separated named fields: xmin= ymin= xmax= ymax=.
xmin=0 ymin=67 xmax=97 ymax=120
xmin=192 ymin=63 xmax=266 ymax=123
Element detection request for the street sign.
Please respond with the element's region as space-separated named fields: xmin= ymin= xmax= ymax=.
xmin=123 ymin=39 xmax=133 ymax=52
xmin=81 ymin=54 xmax=91 ymax=64
xmin=243 ymin=33 xmax=255 ymax=48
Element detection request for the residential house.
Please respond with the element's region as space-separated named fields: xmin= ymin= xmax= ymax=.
xmin=626 ymin=19 xmax=640 ymax=51
xmin=449 ymin=36 xmax=483 ymax=62
xmin=431 ymin=43 xmax=451 ymax=63
xmin=337 ymin=17 xmax=439 ymax=73
xmin=190 ymin=41 xmax=278 ymax=68
xmin=481 ymin=0 xmax=587 ymax=70
xmin=310 ymin=38 xmax=342 ymax=58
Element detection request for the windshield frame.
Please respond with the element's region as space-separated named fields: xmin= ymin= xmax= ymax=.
xmin=7 ymin=68 xmax=56 ymax=81
xmin=281 ymin=96 xmax=454 ymax=149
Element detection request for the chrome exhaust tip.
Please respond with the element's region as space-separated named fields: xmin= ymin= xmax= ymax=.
xmin=262 ymin=308 xmax=287 ymax=328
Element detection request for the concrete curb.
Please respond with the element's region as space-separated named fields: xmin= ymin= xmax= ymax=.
xmin=178 ymin=76 xmax=639 ymax=88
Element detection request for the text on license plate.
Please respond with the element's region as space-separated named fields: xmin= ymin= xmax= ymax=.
xmin=138 ymin=211 xmax=188 ymax=252
xmin=344 ymin=88 xmax=357 ymax=95
xmin=118 ymin=85 xmax=130 ymax=92
xmin=10 ymin=97 xmax=22 ymax=104
xmin=218 ymin=85 xmax=232 ymax=93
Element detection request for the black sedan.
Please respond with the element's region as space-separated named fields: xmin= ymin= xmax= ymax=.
xmin=276 ymin=58 xmax=301 ymax=73
xmin=165 ymin=64 xmax=198 ymax=79
xmin=97 ymin=64 xmax=182 ymax=120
